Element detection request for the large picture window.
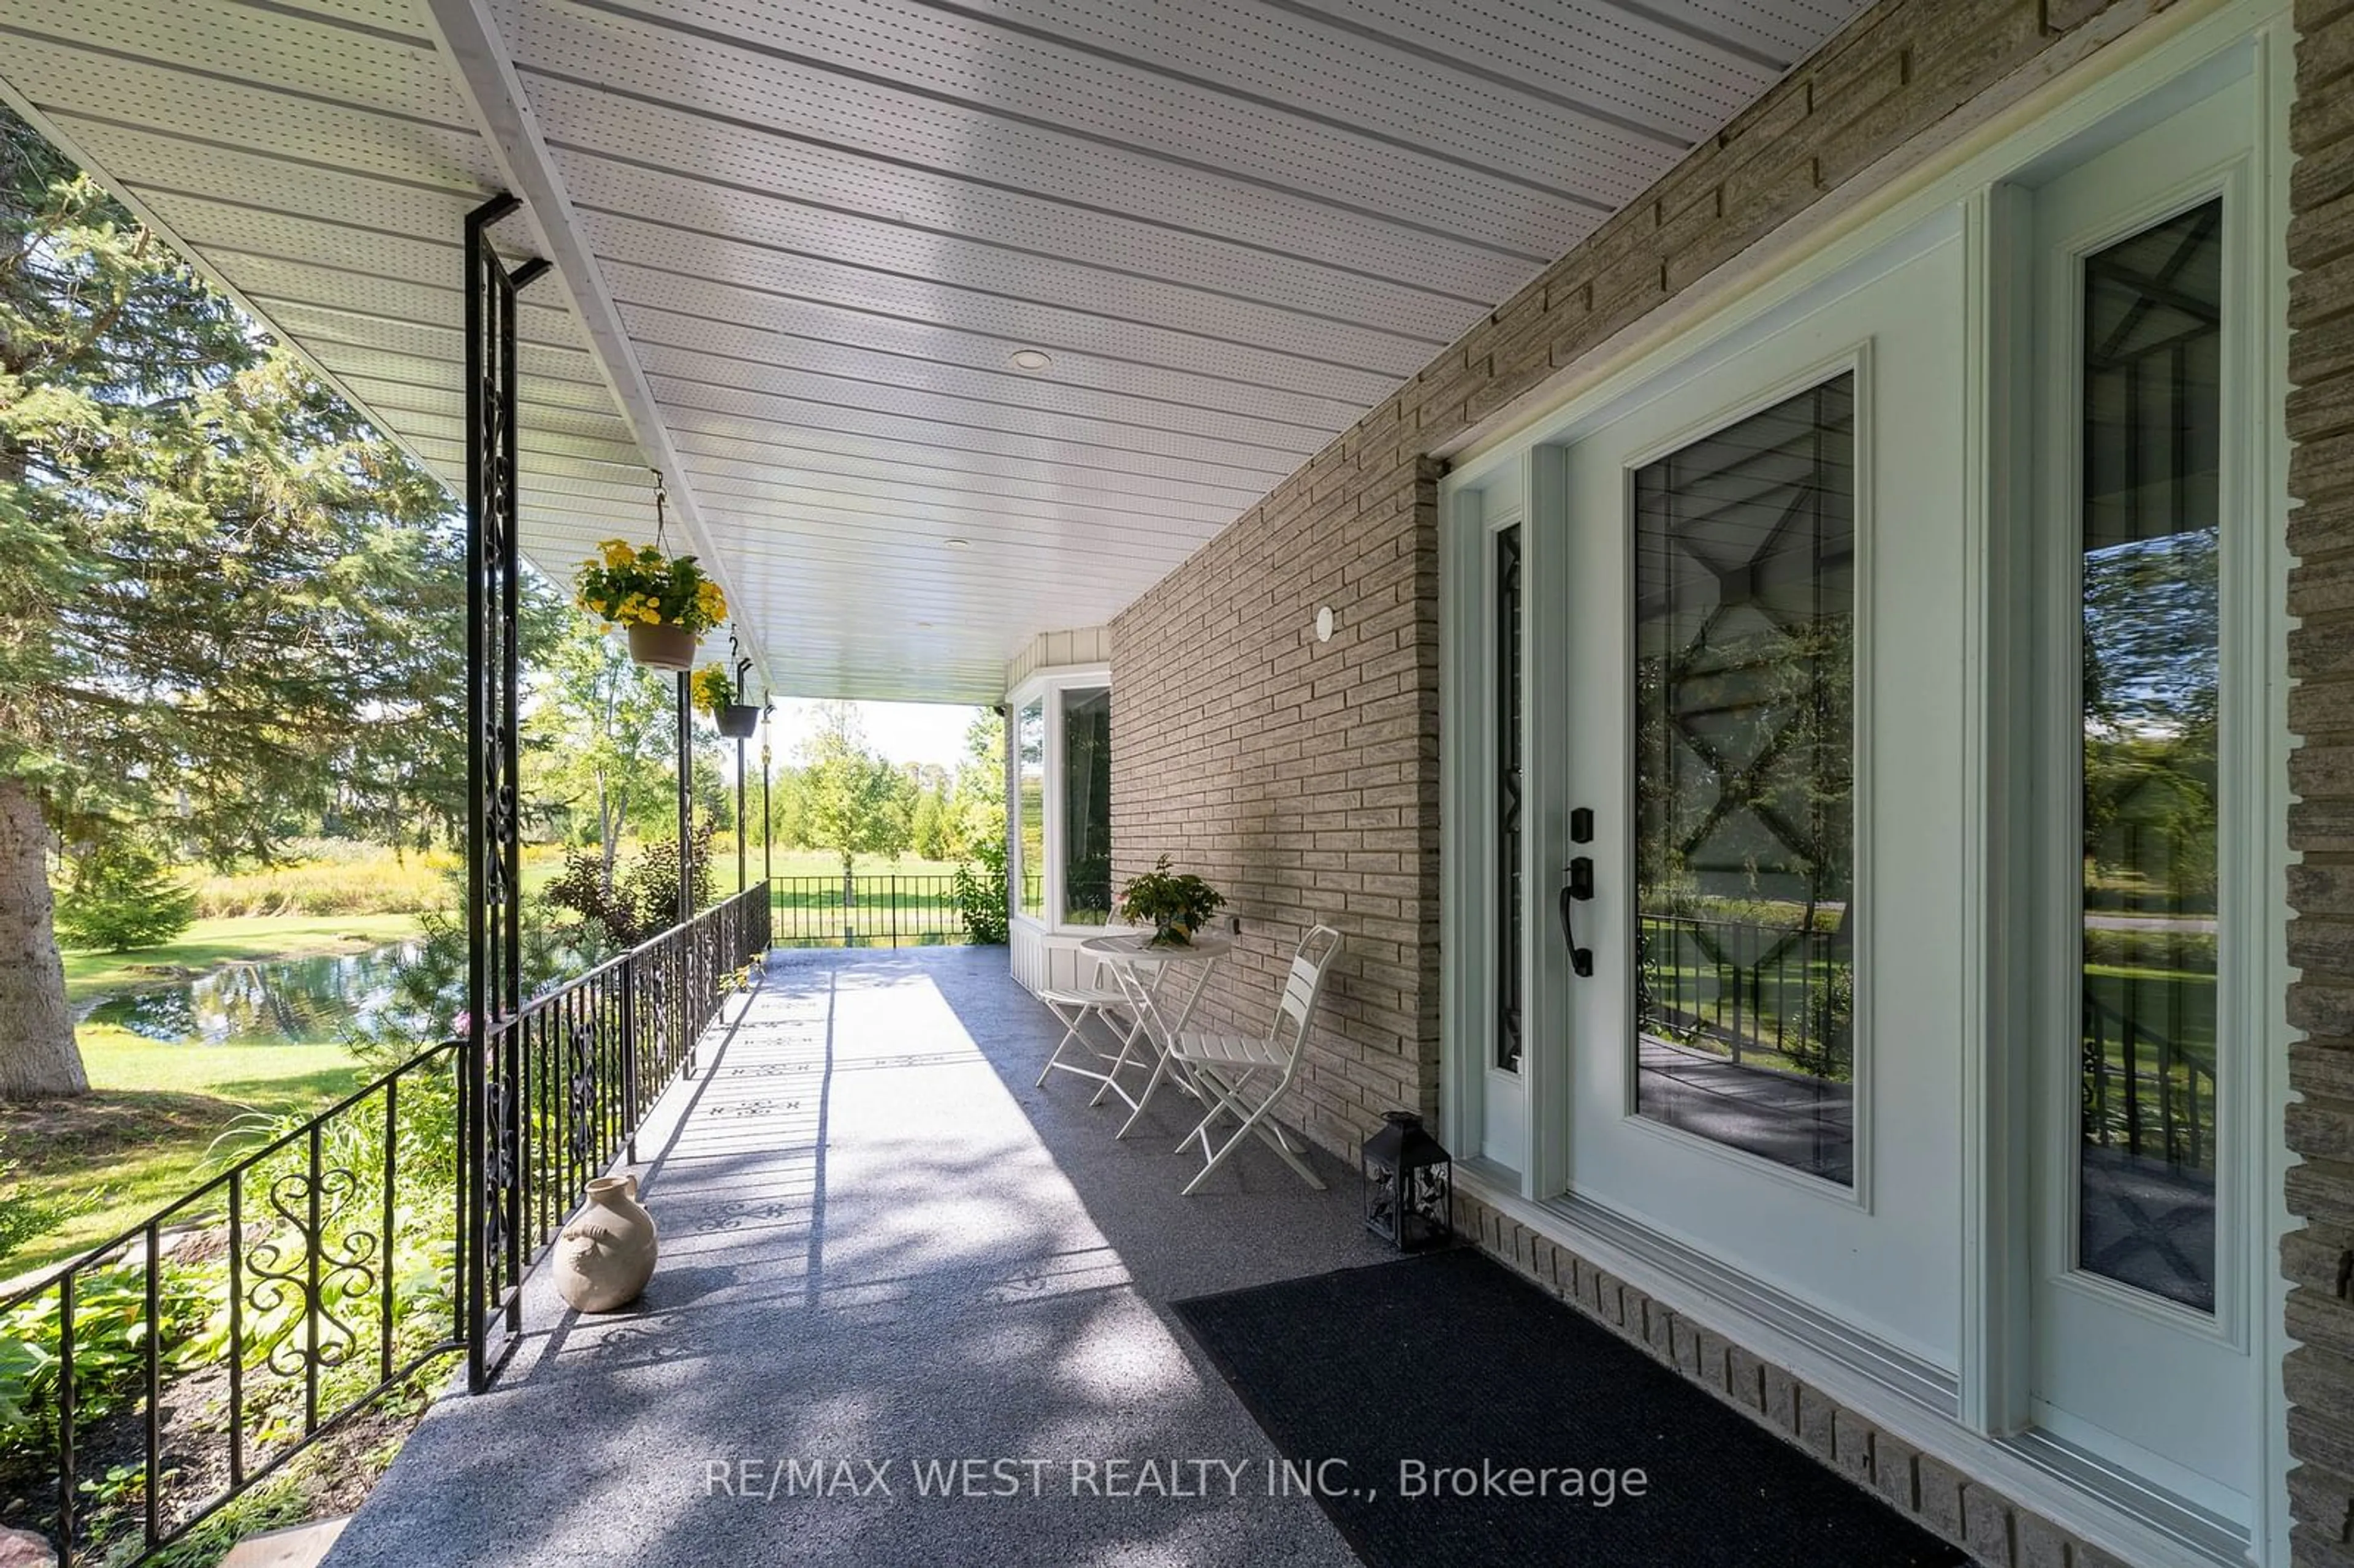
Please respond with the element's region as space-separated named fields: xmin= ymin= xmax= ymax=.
xmin=1631 ymin=374 xmax=1857 ymax=1184
xmin=1007 ymin=673 xmax=1113 ymax=929
xmin=1062 ymin=687 xmax=1112 ymax=924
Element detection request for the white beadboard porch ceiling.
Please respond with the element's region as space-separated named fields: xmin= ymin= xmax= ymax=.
xmin=0 ymin=0 xmax=1867 ymax=702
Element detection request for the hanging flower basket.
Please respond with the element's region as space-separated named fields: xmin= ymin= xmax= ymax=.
xmin=627 ymin=622 xmax=698 ymax=671
xmin=576 ymin=539 xmax=726 ymax=671
xmin=692 ymin=664 xmax=763 ymax=737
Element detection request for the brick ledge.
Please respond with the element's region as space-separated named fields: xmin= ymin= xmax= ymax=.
xmin=1451 ymin=1172 xmax=2239 ymax=1568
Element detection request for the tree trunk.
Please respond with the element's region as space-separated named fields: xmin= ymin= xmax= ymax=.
xmin=597 ymin=775 xmax=619 ymax=887
xmin=0 ymin=777 xmax=87 ymax=1100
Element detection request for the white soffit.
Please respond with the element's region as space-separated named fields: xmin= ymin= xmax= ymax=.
xmin=0 ymin=0 xmax=1867 ymax=701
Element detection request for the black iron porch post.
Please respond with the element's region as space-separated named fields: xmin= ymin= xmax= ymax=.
xmin=729 ymin=648 xmax=750 ymax=896
xmin=676 ymin=671 xmax=693 ymax=926
xmin=462 ymin=192 xmax=548 ymax=1396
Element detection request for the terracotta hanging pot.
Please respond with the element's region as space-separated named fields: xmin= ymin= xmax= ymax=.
xmin=555 ymin=1174 xmax=658 ymax=1313
xmin=627 ymin=622 xmax=697 ymax=671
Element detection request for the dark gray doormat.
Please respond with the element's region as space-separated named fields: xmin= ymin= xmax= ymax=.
xmin=1172 ymin=1248 xmax=1970 ymax=1568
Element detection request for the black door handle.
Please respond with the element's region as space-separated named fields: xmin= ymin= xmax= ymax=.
xmin=1557 ymin=858 xmax=1593 ymax=977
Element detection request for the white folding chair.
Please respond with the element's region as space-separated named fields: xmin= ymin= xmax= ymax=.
xmin=1035 ymin=959 xmax=1152 ymax=1109
xmin=1164 ymin=924 xmax=1344 ymax=1196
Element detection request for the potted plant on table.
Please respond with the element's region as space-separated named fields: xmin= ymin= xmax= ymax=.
xmin=575 ymin=539 xmax=727 ymax=671
xmin=693 ymin=664 xmax=761 ymax=738
xmin=1117 ymin=854 xmax=1227 ymax=948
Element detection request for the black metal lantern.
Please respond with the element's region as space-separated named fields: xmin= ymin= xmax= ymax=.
xmin=1362 ymin=1110 xmax=1452 ymax=1251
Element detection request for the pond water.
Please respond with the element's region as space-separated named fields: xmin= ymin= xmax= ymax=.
xmin=77 ymin=941 xmax=432 ymax=1047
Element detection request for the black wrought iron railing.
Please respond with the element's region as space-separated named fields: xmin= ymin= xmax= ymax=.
xmin=770 ymin=874 xmax=965 ymax=948
xmin=0 ymin=881 xmax=771 ymax=1566
xmin=0 ymin=1041 xmax=459 ymax=1567
xmin=468 ymin=881 xmax=771 ymax=1383
xmin=2083 ymin=989 xmax=2215 ymax=1170
xmin=1636 ymin=912 xmax=1848 ymax=1077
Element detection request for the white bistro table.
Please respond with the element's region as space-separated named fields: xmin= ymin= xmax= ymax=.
xmin=1078 ymin=931 xmax=1232 ymax=1137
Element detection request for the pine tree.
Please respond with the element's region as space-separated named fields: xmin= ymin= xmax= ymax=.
xmin=0 ymin=110 xmax=473 ymax=1097
xmin=51 ymin=836 xmax=197 ymax=953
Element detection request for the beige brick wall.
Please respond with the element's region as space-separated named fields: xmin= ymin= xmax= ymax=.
xmin=1108 ymin=456 xmax=1443 ymax=1153
xmin=2285 ymin=3 xmax=2354 ymax=1562
xmin=1109 ymin=0 xmax=2180 ymax=1164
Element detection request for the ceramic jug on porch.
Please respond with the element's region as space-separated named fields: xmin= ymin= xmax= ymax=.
xmin=555 ymin=1173 xmax=657 ymax=1313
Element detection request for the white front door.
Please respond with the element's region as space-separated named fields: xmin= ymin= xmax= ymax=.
xmin=1537 ymin=217 xmax=1971 ymax=1375
xmin=1442 ymin=17 xmax=2285 ymax=1554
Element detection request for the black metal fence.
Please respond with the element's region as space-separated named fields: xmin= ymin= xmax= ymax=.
xmin=770 ymin=874 xmax=965 ymax=948
xmin=0 ymin=883 xmax=771 ymax=1566
xmin=1636 ymin=911 xmax=1848 ymax=1077
xmin=2083 ymin=989 xmax=2214 ymax=1170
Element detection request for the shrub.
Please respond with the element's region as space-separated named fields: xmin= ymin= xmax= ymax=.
xmin=543 ymin=826 xmax=715 ymax=950
xmin=2082 ymin=924 xmax=2216 ymax=974
xmin=53 ymin=839 xmax=197 ymax=952
xmin=191 ymin=843 xmax=456 ymax=918
xmin=953 ymin=840 xmax=1009 ymax=946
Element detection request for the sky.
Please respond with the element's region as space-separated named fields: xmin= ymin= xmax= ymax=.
xmin=765 ymin=698 xmax=985 ymax=770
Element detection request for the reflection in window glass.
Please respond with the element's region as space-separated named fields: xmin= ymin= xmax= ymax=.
xmin=1062 ymin=688 xmax=1113 ymax=924
xmin=1632 ymin=375 xmax=1856 ymax=1185
xmin=1016 ymin=701 xmax=1045 ymax=920
xmin=2076 ymin=200 xmax=2222 ymax=1313
xmin=1497 ymin=524 xmax=1524 ymax=1073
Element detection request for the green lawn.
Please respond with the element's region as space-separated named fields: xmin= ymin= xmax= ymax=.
xmin=707 ymin=848 xmax=964 ymax=896
xmin=1 ymin=1024 xmax=373 ymax=1279
xmin=761 ymin=858 xmax=967 ymax=945
xmin=12 ymin=857 xmax=966 ymax=1277
xmin=61 ymin=913 xmax=424 ymax=1003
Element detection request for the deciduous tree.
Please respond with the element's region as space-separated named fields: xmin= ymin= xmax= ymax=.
xmin=799 ymin=704 xmax=909 ymax=906
xmin=524 ymin=615 xmax=677 ymax=884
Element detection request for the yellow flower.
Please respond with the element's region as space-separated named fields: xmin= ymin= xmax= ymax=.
xmin=600 ymin=540 xmax=635 ymax=568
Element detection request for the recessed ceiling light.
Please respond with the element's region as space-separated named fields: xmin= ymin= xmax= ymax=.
xmin=942 ymin=537 xmax=971 ymax=550
xmin=1009 ymin=348 xmax=1053 ymax=371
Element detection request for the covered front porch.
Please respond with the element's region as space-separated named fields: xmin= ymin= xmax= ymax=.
xmin=324 ymin=945 xmax=1382 ymax=1567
